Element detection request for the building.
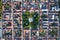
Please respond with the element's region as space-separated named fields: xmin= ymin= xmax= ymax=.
xmin=0 ymin=0 xmax=60 ymax=40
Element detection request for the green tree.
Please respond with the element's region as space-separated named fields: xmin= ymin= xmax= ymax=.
xmin=31 ymin=12 xmax=40 ymax=29
xmin=22 ymin=11 xmax=30 ymax=29
xmin=0 ymin=0 xmax=2 ymax=13
xmin=50 ymin=30 xmax=58 ymax=37
xmin=0 ymin=0 xmax=2 ymax=19
xmin=4 ymin=4 xmax=11 ymax=10
xmin=39 ymin=30 xmax=45 ymax=37
xmin=58 ymin=0 xmax=60 ymax=8
xmin=17 ymin=30 xmax=21 ymax=36
xmin=41 ymin=14 xmax=47 ymax=18
xmin=58 ymin=11 xmax=60 ymax=19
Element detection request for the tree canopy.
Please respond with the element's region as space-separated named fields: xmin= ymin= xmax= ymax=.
xmin=22 ymin=11 xmax=40 ymax=29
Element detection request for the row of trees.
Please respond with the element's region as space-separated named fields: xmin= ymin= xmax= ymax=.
xmin=58 ymin=11 xmax=60 ymax=19
xmin=58 ymin=0 xmax=60 ymax=8
xmin=0 ymin=0 xmax=2 ymax=19
xmin=58 ymin=0 xmax=60 ymax=19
